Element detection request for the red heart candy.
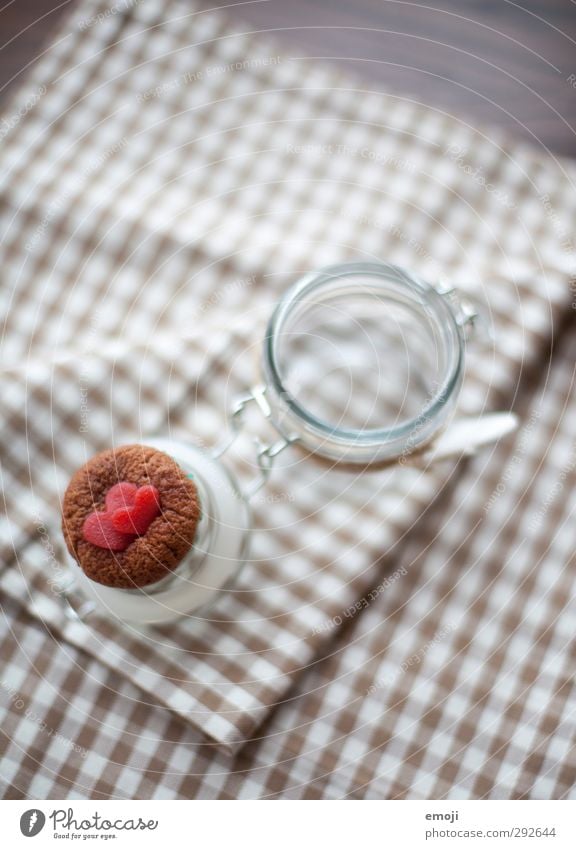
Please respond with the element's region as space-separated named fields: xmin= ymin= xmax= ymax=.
xmin=82 ymin=510 xmax=135 ymax=552
xmin=82 ymin=482 xmax=160 ymax=551
xmin=105 ymin=481 xmax=137 ymax=512
xmin=112 ymin=485 xmax=161 ymax=535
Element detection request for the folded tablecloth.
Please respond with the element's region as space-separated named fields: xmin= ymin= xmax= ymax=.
xmin=0 ymin=0 xmax=574 ymax=763
xmin=2 ymin=328 xmax=576 ymax=798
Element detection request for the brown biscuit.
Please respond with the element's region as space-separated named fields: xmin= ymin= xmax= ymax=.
xmin=62 ymin=444 xmax=200 ymax=588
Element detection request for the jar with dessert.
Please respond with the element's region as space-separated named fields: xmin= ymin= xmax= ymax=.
xmin=61 ymin=262 xmax=516 ymax=625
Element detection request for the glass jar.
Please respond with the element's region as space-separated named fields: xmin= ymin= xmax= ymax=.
xmin=65 ymin=438 xmax=250 ymax=625
xmin=262 ymin=261 xmax=469 ymax=463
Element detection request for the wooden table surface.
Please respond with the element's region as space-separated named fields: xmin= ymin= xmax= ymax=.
xmin=1 ymin=0 xmax=575 ymax=157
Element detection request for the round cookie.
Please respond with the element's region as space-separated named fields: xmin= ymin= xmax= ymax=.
xmin=62 ymin=444 xmax=200 ymax=588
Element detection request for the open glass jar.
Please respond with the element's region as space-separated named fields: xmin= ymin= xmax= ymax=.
xmin=262 ymin=261 xmax=468 ymax=463
xmin=63 ymin=261 xmax=515 ymax=625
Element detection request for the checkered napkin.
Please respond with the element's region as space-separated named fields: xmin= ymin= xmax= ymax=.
xmin=0 ymin=0 xmax=574 ymax=754
xmin=247 ymin=328 xmax=576 ymax=800
xmin=3 ymin=326 xmax=576 ymax=799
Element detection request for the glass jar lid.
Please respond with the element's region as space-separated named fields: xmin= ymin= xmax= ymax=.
xmin=262 ymin=262 xmax=468 ymax=464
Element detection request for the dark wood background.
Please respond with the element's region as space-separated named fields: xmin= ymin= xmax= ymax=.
xmin=1 ymin=0 xmax=575 ymax=157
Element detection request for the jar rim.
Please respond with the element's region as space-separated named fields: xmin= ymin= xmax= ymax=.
xmin=262 ymin=261 xmax=466 ymax=461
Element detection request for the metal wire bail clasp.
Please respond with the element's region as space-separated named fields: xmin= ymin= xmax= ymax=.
xmin=212 ymin=384 xmax=298 ymax=500
xmin=436 ymin=282 xmax=482 ymax=339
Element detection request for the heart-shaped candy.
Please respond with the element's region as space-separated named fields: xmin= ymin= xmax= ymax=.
xmin=82 ymin=510 xmax=136 ymax=551
xmin=105 ymin=481 xmax=137 ymax=512
xmin=82 ymin=482 xmax=161 ymax=551
xmin=112 ymin=485 xmax=161 ymax=535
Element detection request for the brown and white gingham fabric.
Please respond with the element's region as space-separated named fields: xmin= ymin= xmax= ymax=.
xmin=1 ymin=0 xmax=575 ymax=796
